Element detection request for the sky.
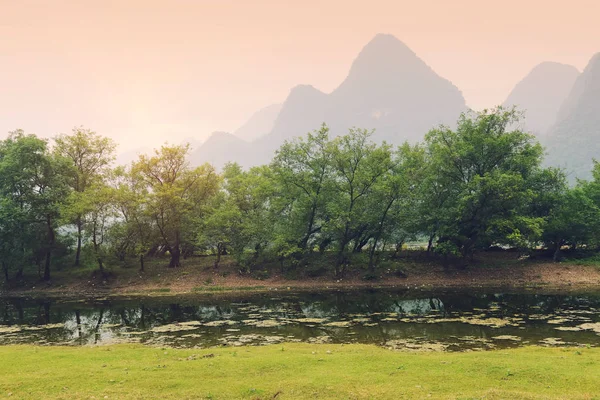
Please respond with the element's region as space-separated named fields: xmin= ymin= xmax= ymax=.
xmin=1 ymin=0 xmax=599 ymax=152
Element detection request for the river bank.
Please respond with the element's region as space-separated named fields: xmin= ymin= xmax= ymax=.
xmin=2 ymin=252 xmax=600 ymax=299
xmin=0 ymin=344 xmax=598 ymax=399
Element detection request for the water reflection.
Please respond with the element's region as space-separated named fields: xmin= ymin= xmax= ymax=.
xmin=1 ymin=290 xmax=599 ymax=350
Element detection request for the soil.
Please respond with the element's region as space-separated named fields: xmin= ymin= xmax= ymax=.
xmin=2 ymin=252 xmax=600 ymax=298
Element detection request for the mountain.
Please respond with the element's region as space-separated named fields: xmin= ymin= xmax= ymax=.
xmin=325 ymin=34 xmax=466 ymax=143
xmin=233 ymin=103 xmax=282 ymax=141
xmin=544 ymin=53 xmax=600 ymax=181
xmin=193 ymin=33 xmax=467 ymax=167
xmin=503 ymin=62 xmax=579 ymax=136
xmin=115 ymin=146 xmax=152 ymax=166
xmin=264 ymin=33 xmax=466 ymax=148
xmin=253 ymin=84 xmax=329 ymax=156
xmin=180 ymin=136 xmax=205 ymax=151
xmin=188 ymin=131 xmax=249 ymax=170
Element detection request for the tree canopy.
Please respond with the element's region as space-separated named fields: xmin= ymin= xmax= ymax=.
xmin=2 ymin=107 xmax=600 ymax=283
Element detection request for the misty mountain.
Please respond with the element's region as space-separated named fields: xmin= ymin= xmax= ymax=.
xmin=115 ymin=146 xmax=152 ymax=167
xmin=188 ymin=131 xmax=251 ymax=168
xmin=544 ymin=53 xmax=600 ymax=181
xmin=191 ymin=34 xmax=467 ymax=168
xmin=503 ymin=62 xmax=579 ymax=136
xmin=233 ymin=103 xmax=282 ymax=141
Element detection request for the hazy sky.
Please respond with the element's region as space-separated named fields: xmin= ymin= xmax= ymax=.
xmin=1 ymin=0 xmax=599 ymax=151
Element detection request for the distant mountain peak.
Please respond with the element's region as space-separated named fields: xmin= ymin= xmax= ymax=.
xmin=195 ymin=33 xmax=466 ymax=168
xmin=233 ymin=103 xmax=282 ymax=142
xmin=339 ymin=34 xmax=428 ymax=89
xmin=589 ymin=52 xmax=600 ymax=67
xmin=288 ymin=84 xmax=326 ymax=97
xmin=530 ymin=61 xmax=579 ymax=73
xmin=503 ymin=61 xmax=579 ymax=135
xmin=206 ymin=131 xmax=243 ymax=141
xmin=544 ymin=51 xmax=600 ymax=181
xmin=360 ymin=33 xmax=414 ymax=55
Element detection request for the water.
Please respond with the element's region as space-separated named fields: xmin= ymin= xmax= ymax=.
xmin=1 ymin=289 xmax=600 ymax=351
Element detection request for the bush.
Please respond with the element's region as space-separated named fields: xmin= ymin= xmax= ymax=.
xmin=362 ymin=272 xmax=379 ymax=281
xmin=252 ymin=269 xmax=271 ymax=280
xmin=305 ymin=265 xmax=328 ymax=278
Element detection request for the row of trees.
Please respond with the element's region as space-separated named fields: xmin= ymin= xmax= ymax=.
xmin=1 ymin=107 xmax=599 ymax=282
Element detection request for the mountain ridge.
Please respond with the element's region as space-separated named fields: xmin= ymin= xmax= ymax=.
xmin=503 ymin=62 xmax=579 ymax=136
xmin=190 ymin=33 xmax=467 ymax=169
xmin=544 ymin=52 xmax=600 ymax=181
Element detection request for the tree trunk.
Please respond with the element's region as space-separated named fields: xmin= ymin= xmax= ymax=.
xmin=169 ymin=246 xmax=181 ymax=268
xmin=426 ymin=234 xmax=435 ymax=253
xmin=392 ymin=241 xmax=404 ymax=259
xmin=368 ymin=242 xmax=378 ymax=272
xmin=44 ymin=216 xmax=54 ymax=281
xmin=369 ymin=199 xmax=395 ymax=271
xmin=335 ymin=239 xmax=350 ymax=277
xmin=75 ymin=217 xmax=82 ymax=266
xmin=214 ymin=244 xmax=222 ymax=269
xmin=169 ymin=231 xmax=181 ymax=268
xmin=553 ymin=241 xmax=562 ymax=262
xmin=44 ymin=248 xmax=52 ymax=281
xmin=2 ymin=261 xmax=8 ymax=283
xmin=97 ymin=257 xmax=105 ymax=276
xmin=75 ymin=310 xmax=82 ymax=341
xmin=139 ymin=254 xmax=145 ymax=272
xmin=16 ymin=243 xmax=25 ymax=280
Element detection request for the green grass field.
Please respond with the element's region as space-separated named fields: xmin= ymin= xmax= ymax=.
xmin=0 ymin=344 xmax=599 ymax=399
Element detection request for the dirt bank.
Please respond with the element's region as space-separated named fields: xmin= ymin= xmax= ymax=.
xmin=2 ymin=252 xmax=599 ymax=298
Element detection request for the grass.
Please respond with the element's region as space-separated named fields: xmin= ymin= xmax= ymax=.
xmin=191 ymin=285 xmax=267 ymax=292
xmin=146 ymin=288 xmax=171 ymax=293
xmin=566 ymin=254 xmax=600 ymax=267
xmin=0 ymin=344 xmax=599 ymax=399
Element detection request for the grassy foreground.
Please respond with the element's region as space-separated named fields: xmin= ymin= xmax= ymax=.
xmin=0 ymin=345 xmax=599 ymax=399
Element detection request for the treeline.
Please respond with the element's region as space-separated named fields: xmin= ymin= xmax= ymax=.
xmin=2 ymin=107 xmax=600 ymax=282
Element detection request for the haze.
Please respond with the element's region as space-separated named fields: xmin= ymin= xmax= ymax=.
xmin=1 ymin=0 xmax=599 ymax=152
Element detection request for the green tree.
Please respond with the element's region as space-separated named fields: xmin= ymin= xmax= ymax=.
xmin=199 ymin=163 xmax=274 ymax=271
xmin=326 ymin=128 xmax=392 ymax=276
xmin=54 ymin=127 xmax=116 ymax=266
xmin=76 ymin=183 xmax=116 ymax=275
xmin=271 ymin=124 xmax=333 ymax=253
xmin=424 ymin=107 xmax=544 ymax=259
xmin=0 ymin=131 xmax=73 ymax=281
xmin=111 ymin=166 xmax=155 ymax=271
xmin=367 ymin=143 xmax=426 ymax=270
xmin=132 ymin=144 xmax=219 ymax=267
xmin=542 ymin=187 xmax=600 ymax=260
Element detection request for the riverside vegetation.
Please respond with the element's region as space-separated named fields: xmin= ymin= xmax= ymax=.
xmin=2 ymin=106 xmax=600 ymax=288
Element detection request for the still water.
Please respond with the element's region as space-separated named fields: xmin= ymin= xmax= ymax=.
xmin=1 ymin=289 xmax=600 ymax=351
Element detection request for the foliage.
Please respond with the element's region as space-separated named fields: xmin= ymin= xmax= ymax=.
xmin=423 ymin=107 xmax=545 ymax=258
xmin=4 ymin=106 xmax=600 ymax=284
xmin=131 ymin=144 xmax=219 ymax=267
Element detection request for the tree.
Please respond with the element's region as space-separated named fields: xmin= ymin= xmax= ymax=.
xmin=198 ymin=164 xmax=244 ymax=269
xmin=424 ymin=107 xmax=545 ymax=259
xmin=199 ymin=163 xmax=275 ymax=271
xmin=0 ymin=131 xmax=72 ymax=281
xmin=326 ymin=129 xmax=392 ymax=275
xmin=367 ymin=143 xmax=426 ymax=270
xmin=542 ymin=187 xmax=600 ymax=260
xmin=54 ymin=127 xmax=116 ymax=266
xmin=132 ymin=144 xmax=219 ymax=268
xmin=111 ymin=166 xmax=155 ymax=271
xmin=271 ymin=124 xmax=333 ymax=253
xmin=74 ymin=183 xmax=116 ymax=275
